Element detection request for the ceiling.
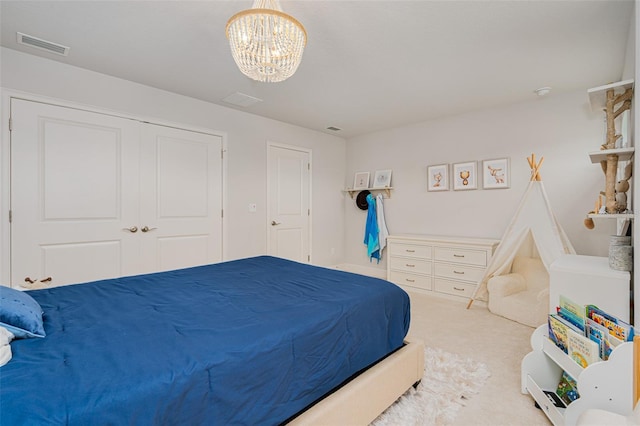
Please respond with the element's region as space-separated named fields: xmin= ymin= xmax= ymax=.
xmin=0 ymin=0 xmax=634 ymax=139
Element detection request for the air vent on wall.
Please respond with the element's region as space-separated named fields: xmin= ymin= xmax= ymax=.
xmin=17 ymin=32 xmax=70 ymax=56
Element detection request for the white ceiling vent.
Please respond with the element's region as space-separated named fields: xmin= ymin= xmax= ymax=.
xmin=17 ymin=32 xmax=70 ymax=56
xmin=222 ymin=92 xmax=262 ymax=108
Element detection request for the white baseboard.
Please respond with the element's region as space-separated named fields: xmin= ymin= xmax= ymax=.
xmin=332 ymin=263 xmax=387 ymax=279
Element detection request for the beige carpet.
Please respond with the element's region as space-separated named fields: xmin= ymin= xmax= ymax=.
xmin=405 ymin=290 xmax=550 ymax=426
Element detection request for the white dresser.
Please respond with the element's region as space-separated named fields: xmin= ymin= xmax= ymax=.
xmin=386 ymin=235 xmax=499 ymax=300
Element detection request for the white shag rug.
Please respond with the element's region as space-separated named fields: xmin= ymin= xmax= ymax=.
xmin=371 ymin=347 xmax=491 ymax=426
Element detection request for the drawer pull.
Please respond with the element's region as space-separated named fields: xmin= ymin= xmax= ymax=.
xmin=406 ymin=264 xmax=415 ymax=268
xmin=405 ymin=249 xmax=415 ymax=253
xmin=453 ymin=254 xmax=465 ymax=258
xmin=453 ymin=287 xmax=465 ymax=291
xmin=405 ymin=278 xmax=416 ymax=283
xmin=453 ymin=270 xmax=465 ymax=274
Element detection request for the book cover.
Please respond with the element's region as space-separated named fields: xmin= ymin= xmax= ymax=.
xmin=586 ymin=305 xmax=634 ymax=342
xmin=543 ymin=390 xmax=566 ymax=408
xmin=586 ymin=318 xmax=615 ymax=360
xmin=548 ymin=314 xmax=577 ymax=353
xmin=559 ymin=295 xmax=585 ymax=331
xmin=556 ymin=371 xmax=580 ymax=406
xmin=567 ymin=328 xmax=600 ymax=368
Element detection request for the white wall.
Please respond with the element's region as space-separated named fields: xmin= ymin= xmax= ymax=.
xmin=0 ymin=47 xmax=347 ymax=285
xmin=345 ymin=90 xmax=617 ymax=271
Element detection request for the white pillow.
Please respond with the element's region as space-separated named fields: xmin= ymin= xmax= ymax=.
xmin=0 ymin=326 xmax=15 ymax=367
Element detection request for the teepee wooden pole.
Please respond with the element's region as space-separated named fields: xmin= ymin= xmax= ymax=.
xmin=527 ymin=154 xmax=544 ymax=181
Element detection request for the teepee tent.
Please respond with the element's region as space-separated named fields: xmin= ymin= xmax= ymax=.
xmin=467 ymin=154 xmax=575 ymax=309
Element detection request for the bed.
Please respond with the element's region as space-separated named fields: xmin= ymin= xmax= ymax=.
xmin=0 ymin=256 xmax=424 ymax=425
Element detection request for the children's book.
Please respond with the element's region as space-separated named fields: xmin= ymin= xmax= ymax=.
xmin=586 ymin=305 xmax=634 ymax=342
xmin=556 ymin=371 xmax=579 ymax=406
xmin=543 ymin=390 xmax=566 ymax=408
xmin=558 ymin=295 xmax=585 ymax=331
xmin=548 ymin=314 xmax=581 ymax=353
xmin=586 ymin=318 xmax=616 ymax=360
xmin=567 ymin=328 xmax=600 ymax=368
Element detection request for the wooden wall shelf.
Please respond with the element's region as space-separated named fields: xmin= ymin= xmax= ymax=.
xmin=587 ymin=79 xmax=634 ymax=112
xmin=344 ymin=187 xmax=393 ymax=199
xmin=588 ymin=147 xmax=634 ymax=163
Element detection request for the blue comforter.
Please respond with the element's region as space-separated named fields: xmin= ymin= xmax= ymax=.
xmin=0 ymin=256 xmax=410 ymax=425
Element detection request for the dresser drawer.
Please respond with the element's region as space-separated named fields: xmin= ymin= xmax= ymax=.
xmin=434 ymin=263 xmax=484 ymax=283
xmin=388 ymin=243 xmax=431 ymax=259
xmin=388 ymin=271 xmax=432 ymax=291
xmin=434 ymin=278 xmax=475 ymax=297
xmin=389 ymin=256 xmax=432 ymax=275
xmin=434 ymin=247 xmax=487 ymax=266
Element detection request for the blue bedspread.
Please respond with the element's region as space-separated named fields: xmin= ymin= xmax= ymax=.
xmin=0 ymin=256 xmax=410 ymax=425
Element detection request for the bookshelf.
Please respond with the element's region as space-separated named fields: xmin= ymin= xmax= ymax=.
xmin=521 ymin=325 xmax=634 ymax=425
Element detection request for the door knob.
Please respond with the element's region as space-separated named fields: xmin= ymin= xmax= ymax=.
xmin=123 ymin=226 xmax=138 ymax=233
xmin=141 ymin=226 xmax=157 ymax=233
xmin=271 ymin=221 xmax=281 ymax=226
xmin=24 ymin=277 xmax=52 ymax=284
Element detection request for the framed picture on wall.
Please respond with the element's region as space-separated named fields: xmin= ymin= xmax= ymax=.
xmin=453 ymin=161 xmax=477 ymax=190
xmin=427 ymin=164 xmax=449 ymax=192
xmin=353 ymin=171 xmax=370 ymax=190
xmin=373 ymin=169 xmax=392 ymax=188
xmin=482 ymin=158 xmax=510 ymax=189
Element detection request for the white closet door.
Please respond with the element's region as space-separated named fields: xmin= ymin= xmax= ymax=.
xmin=138 ymin=123 xmax=223 ymax=273
xmin=11 ymin=99 xmax=141 ymax=287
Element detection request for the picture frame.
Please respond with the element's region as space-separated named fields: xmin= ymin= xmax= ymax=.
xmin=482 ymin=158 xmax=510 ymax=189
xmin=372 ymin=169 xmax=392 ymax=188
xmin=353 ymin=171 xmax=370 ymax=190
xmin=452 ymin=161 xmax=477 ymax=190
xmin=427 ymin=164 xmax=449 ymax=192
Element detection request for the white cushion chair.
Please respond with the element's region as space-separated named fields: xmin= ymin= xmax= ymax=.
xmin=487 ymin=256 xmax=549 ymax=328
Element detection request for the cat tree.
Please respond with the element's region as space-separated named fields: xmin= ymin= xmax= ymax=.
xmin=600 ymin=85 xmax=633 ymax=214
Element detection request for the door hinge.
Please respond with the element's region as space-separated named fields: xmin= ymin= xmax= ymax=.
xmin=308 ymin=209 xmax=310 ymax=216
xmin=8 ymin=118 xmax=12 ymax=132
xmin=308 ymin=255 xmax=310 ymax=262
xmin=8 ymin=210 xmax=12 ymax=223
xmin=221 ymin=209 xmax=224 ymax=218
xmin=221 ymin=149 xmax=224 ymax=159
xmin=307 ymin=163 xmax=310 ymax=170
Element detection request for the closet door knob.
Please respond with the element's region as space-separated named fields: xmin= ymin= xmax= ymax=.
xmin=24 ymin=277 xmax=52 ymax=284
xmin=123 ymin=226 xmax=138 ymax=233
xmin=141 ymin=226 xmax=157 ymax=233
xmin=271 ymin=221 xmax=281 ymax=226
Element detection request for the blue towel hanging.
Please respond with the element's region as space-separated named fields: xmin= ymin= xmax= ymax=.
xmin=364 ymin=194 xmax=380 ymax=263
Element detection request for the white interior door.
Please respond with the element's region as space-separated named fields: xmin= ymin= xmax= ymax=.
xmin=139 ymin=124 xmax=223 ymax=273
xmin=267 ymin=143 xmax=311 ymax=263
xmin=11 ymin=99 xmax=141 ymax=287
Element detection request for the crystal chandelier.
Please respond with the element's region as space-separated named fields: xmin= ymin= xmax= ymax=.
xmin=225 ymin=0 xmax=307 ymax=83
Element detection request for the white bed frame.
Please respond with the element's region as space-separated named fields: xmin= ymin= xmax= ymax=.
xmin=289 ymin=338 xmax=425 ymax=425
